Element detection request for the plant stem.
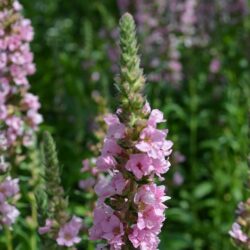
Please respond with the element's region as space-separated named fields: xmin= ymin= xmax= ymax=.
xmin=4 ymin=227 xmax=13 ymax=250
xmin=30 ymin=192 xmax=38 ymax=250
xmin=189 ymin=78 xmax=198 ymax=178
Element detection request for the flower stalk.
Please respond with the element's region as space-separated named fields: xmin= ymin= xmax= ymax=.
xmin=0 ymin=0 xmax=42 ymax=234
xmin=229 ymin=113 xmax=250 ymax=249
xmin=89 ymin=13 xmax=173 ymax=250
xmin=37 ymin=132 xmax=82 ymax=249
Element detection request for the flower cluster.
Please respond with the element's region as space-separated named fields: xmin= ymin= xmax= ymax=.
xmin=90 ymin=13 xmax=173 ymax=249
xmin=90 ymin=106 xmax=172 ymax=249
xmin=0 ymin=0 xmax=42 ymax=154
xmin=102 ymin=0 xmax=248 ymax=88
xmin=229 ymin=200 xmax=250 ymax=248
xmin=0 ymin=174 xmax=20 ymax=229
xmin=129 ymin=183 xmax=170 ymax=249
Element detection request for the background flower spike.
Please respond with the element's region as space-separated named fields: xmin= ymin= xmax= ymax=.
xmin=36 ymin=132 xmax=82 ymax=249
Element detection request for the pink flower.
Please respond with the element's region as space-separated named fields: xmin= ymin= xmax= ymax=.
xmin=142 ymin=101 xmax=151 ymax=115
xmin=229 ymin=223 xmax=248 ymax=243
xmin=38 ymin=219 xmax=53 ymax=235
xmin=13 ymin=1 xmax=23 ymax=11
xmin=96 ymin=154 xmax=117 ymax=171
xmin=0 ymin=78 xmax=10 ymax=96
xmin=21 ymin=93 xmax=41 ymax=111
xmin=96 ymin=138 xmax=123 ymax=171
xmin=19 ymin=19 xmax=34 ymax=42
xmin=0 ymin=202 xmax=20 ymax=227
xmin=81 ymin=159 xmax=91 ymax=172
xmin=7 ymin=35 xmax=21 ymax=51
xmin=90 ymin=205 xmax=124 ymax=249
xmin=104 ymin=114 xmax=126 ymax=139
xmin=152 ymin=157 xmax=171 ymax=179
xmin=56 ymin=216 xmax=82 ymax=247
xmin=0 ymin=52 xmax=7 ymax=69
xmin=0 ymin=156 xmax=8 ymax=172
xmin=137 ymin=206 xmax=165 ymax=231
xmin=134 ymin=184 xmax=170 ymax=209
xmin=147 ymin=109 xmax=165 ymax=127
xmin=136 ymin=126 xmax=168 ymax=159
xmin=26 ymin=110 xmax=43 ymax=128
xmin=172 ymin=151 xmax=186 ymax=164
xmin=0 ymin=177 xmax=19 ymax=201
xmin=10 ymin=51 xmax=26 ymax=65
xmin=22 ymin=130 xmax=34 ymax=147
xmin=0 ymin=132 xmax=8 ymax=151
xmin=6 ymin=116 xmax=24 ymax=135
xmin=79 ymin=177 xmax=95 ymax=190
xmin=168 ymin=60 xmax=182 ymax=72
xmin=95 ymin=173 xmax=126 ymax=199
xmin=209 ymin=58 xmax=221 ymax=73
xmin=0 ymin=28 xmax=4 ymax=37
xmin=125 ymin=154 xmax=154 ymax=179
xmin=0 ymin=105 xmax=7 ymax=120
xmin=128 ymin=226 xmax=160 ymax=250
xmin=173 ymin=171 xmax=184 ymax=186
xmin=102 ymin=139 xmax=122 ymax=156
xmin=10 ymin=65 xmax=25 ymax=80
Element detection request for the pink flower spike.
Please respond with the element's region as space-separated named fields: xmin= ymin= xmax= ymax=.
xmin=89 ymin=14 xmax=173 ymax=249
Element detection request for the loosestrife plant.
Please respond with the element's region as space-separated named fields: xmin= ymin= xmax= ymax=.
xmin=89 ymin=13 xmax=173 ymax=249
xmin=0 ymin=0 xmax=42 ymax=229
xmin=0 ymin=162 xmax=20 ymax=229
xmin=0 ymin=0 xmax=42 ymax=153
xmin=229 ymin=154 xmax=250 ymax=249
xmin=37 ymin=132 xmax=82 ymax=249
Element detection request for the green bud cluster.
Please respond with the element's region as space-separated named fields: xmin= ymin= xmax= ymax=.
xmin=116 ymin=13 xmax=146 ymax=125
xmin=41 ymin=132 xmax=68 ymax=224
xmin=36 ymin=132 xmax=70 ymax=249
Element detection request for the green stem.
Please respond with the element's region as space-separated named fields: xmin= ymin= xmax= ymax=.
xmin=30 ymin=192 xmax=38 ymax=250
xmin=4 ymin=227 xmax=13 ymax=250
xmin=189 ymin=79 xmax=198 ymax=176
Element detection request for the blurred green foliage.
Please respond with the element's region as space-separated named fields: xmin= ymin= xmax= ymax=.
xmin=0 ymin=0 xmax=249 ymax=249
